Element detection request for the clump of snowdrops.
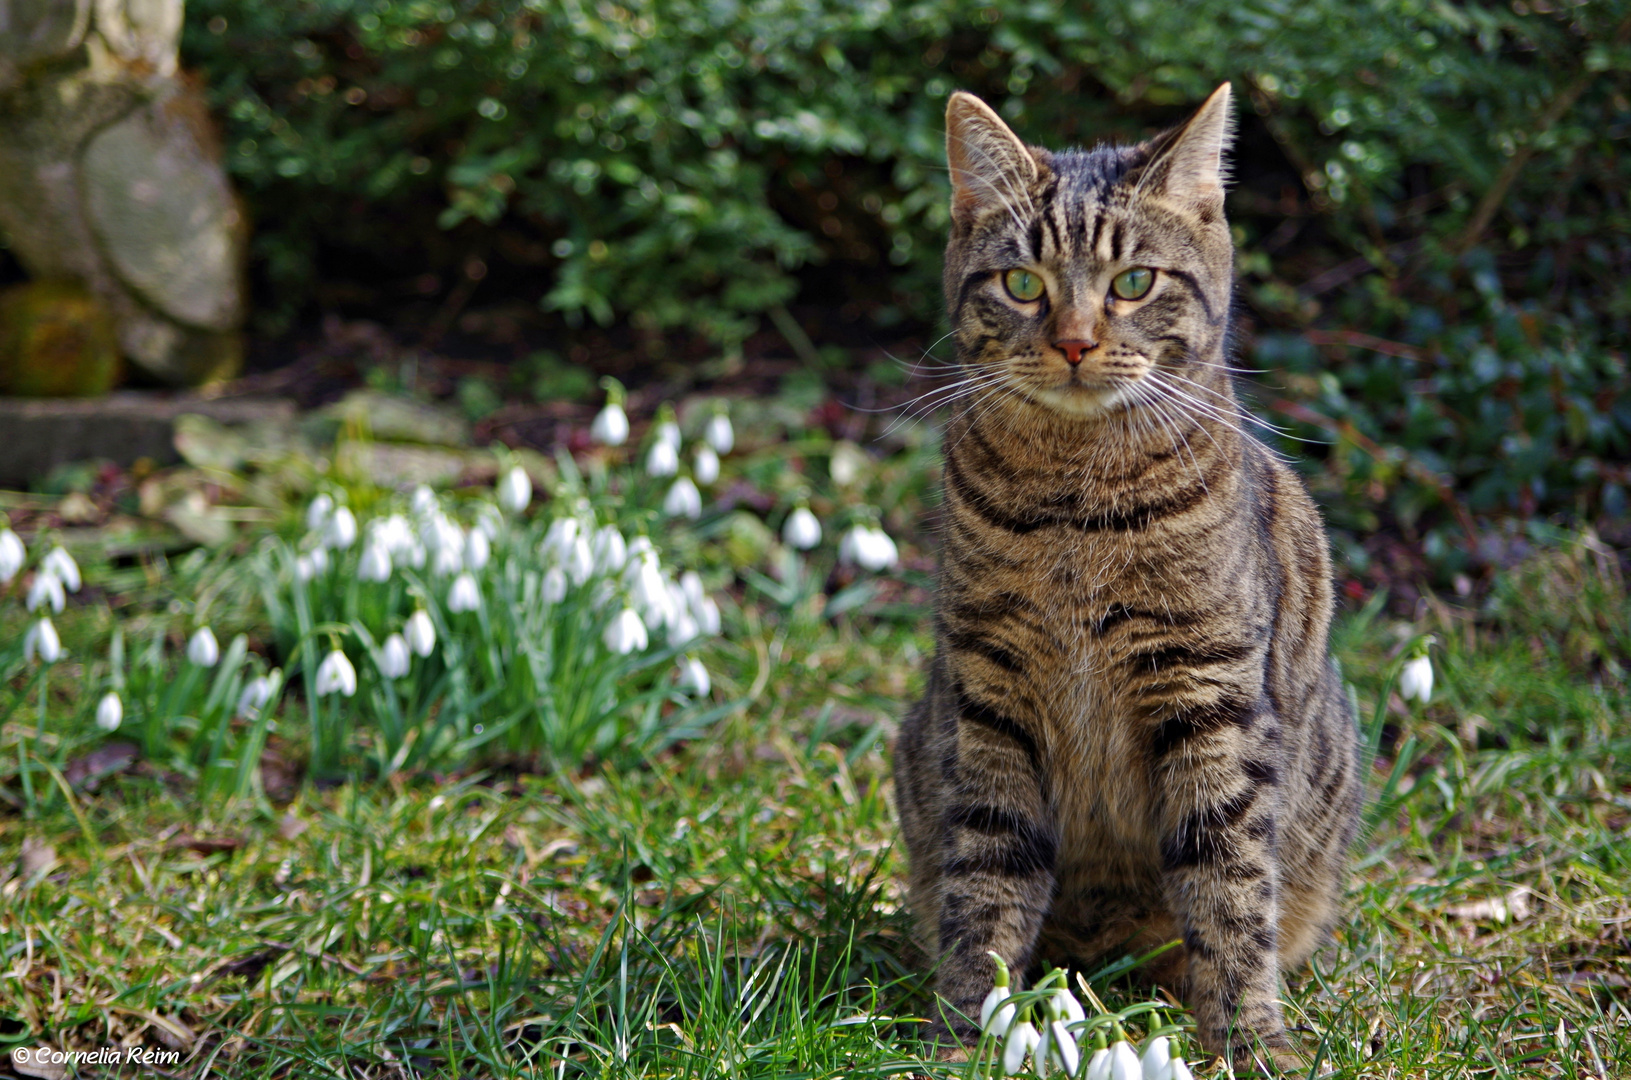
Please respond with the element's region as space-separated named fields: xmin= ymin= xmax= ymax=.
xmin=971 ymin=955 xmax=1200 ymax=1080
xmin=1 ymin=525 xmax=283 ymax=809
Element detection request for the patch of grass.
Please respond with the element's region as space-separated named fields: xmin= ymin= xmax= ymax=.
xmin=2 ymin=533 xmax=1628 ymax=1077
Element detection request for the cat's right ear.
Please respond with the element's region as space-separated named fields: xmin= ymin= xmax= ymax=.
xmin=946 ymin=92 xmax=1039 ymax=225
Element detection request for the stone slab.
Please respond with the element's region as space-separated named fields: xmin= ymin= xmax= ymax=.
xmin=0 ymin=393 xmax=297 ymax=486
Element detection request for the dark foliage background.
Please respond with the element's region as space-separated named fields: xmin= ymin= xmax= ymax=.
xmin=177 ymin=0 xmax=1631 ymax=582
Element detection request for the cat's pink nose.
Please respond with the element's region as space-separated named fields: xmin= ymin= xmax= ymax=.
xmin=1055 ymin=339 xmax=1095 ymax=365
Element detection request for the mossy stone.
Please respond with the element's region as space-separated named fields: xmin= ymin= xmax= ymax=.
xmin=0 ymin=281 xmax=122 ymax=397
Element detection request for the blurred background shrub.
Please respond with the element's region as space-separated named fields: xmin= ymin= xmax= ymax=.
xmin=140 ymin=0 xmax=1625 ymax=570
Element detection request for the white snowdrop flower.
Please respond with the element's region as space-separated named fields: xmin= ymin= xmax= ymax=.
xmin=1002 ymin=1019 xmax=1041 ymax=1076
xmin=693 ymin=445 xmax=720 ymax=485
xmin=842 ymin=525 xmax=898 ymax=571
xmin=378 ymin=634 xmax=411 ymax=679
xmin=626 ymin=534 xmax=655 ymax=563
xmin=324 ymin=506 xmax=358 ymax=550
xmin=475 ymin=503 xmax=504 ymax=542
xmin=1040 ymin=1016 xmax=1080 ymax=1077
xmin=96 ymin=691 xmax=123 ymax=732
xmin=431 ymin=534 xmax=465 ymax=577
xmin=295 ymin=548 xmax=328 ymax=582
xmin=405 ymin=610 xmax=437 ymax=657
xmin=541 ymin=566 xmax=568 ymax=603
xmin=979 ymin=955 xmax=1016 ymax=1036
xmin=668 ymin=608 xmax=699 ymax=647
xmin=566 ymin=535 xmax=594 ymax=586
xmin=663 ymin=477 xmax=702 ymax=519
xmin=42 ymin=547 xmax=80 ymax=592
xmin=592 ymin=525 xmax=628 ymax=574
xmin=679 ymin=570 xmax=705 ymax=610
xmin=373 ymin=513 xmax=413 ymax=552
xmin=1110 ymin=1037 xmax=1142 ymax=1080
xmin=447 ymin=572 xmax=481 ymax=613
xmin=410 ymin=484 xmax=437 ymax=516
xmin=542 ymin=517 xmax=579 ymax=563
xmin=704 ymin=409 xmax=734 ymax=454
xmin=0 ymin=528 xmax=25 ymax=583
xmin=238 ymin=675 xmax=275 ymax=719
xmin=358 ymin=543 xmax=392 ymax=583
xmin=306 ymin=493 xmax=335 ymax=532
xmin=677 ymin=656 xmax=710 ymax=696
xmin=590 ymin=401 xmax=629 ymax=446
xmin=693 ymin=594 xmax=721 ymax=637
xmin=1141 ymin=1036 xmax=1172 ymax=1080
xmin=465 ymin=528 xmax=491 ymax=571
xmin=1053 ymin=988 xmax=1086 ymax=1028
xmin=1087 ymin=1047 xmax=1112 ymax=1080
xmin=188 ymin=627 xmax=220 ymax=667
xmin=829 ymin=440 xmax=866 ymax=486
xmin=645 ymin=439 xmax=679 ymax=478
xmin=603 ymin=608 xmax=648 ymax=655
xmin=24 ymin=617 xmax=63 ymax=664
xmin=497 ymin=465 xmax=532 ymax=513
xmin=783 ymin=506 xmax=821 ymax=550
xmin=632 ymin=561 xmax=675 ymax=630
xmin=1400 ymin=653 xmax=1434 ymax=704
xmin=26 ymin=570 xmax=65 ymax=613
xmin=1168 ymin=1057 xmax=1195 ymax=1080
xmin=315 ymin=649 xmax=358 ymax=697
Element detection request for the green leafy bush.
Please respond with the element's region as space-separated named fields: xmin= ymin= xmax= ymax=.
xmin=181 ymin=0 xmax=1631 ymax=560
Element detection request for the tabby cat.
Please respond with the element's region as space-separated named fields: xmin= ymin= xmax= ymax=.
xmin=893 ymin=84 xmax=1362 ymax=1070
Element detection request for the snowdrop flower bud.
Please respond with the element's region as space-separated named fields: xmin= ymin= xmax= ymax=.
xmin=187 ymin=627 xmax=220 ymax=667
xmin=238 ymin=675 xmax=274 ymax=719
xmin=1003 ymin=1019 xmax=1041 ymax=1076
xmin=295 ymin=549 xmax=327 ymax=582
xmin=465 ymin=528 xmax=491 ymax=571
xmin=980 ymin=953 xmax=1015 ymax=1036
xmin=1400 ymin=652 xmax=1433 ymax=704
xmin=358 ymin=543 xmax=392 ymax=583
xmin=432 ymin=539 xmax=464 ymax=577
xmin=653 ymin=406 xmax=682 ymax=451
xmin=693 ymin=445 xmax=720 ymax=485
xmin=693 ymin=594 xmax=721 ymax=637
xmin=632 ymin=560 xmax=673 ymax=625
xmin=497 ymin=465 xmax=532 ymax=513
xmin=646 ymin=439 xmax=680 ymax=478
xmin=26 ymin=570 xmax=65 ymax=613
xmin=604 ymin=608 xmax=648 ymax=655
xmin=96 ymin=691 xmax=123 ymax=732
xmin=405 ymin=610 xmax=436 ymax=657
xmin=1141 ymin=1036 xmax=1172 ymax=1080
xmin=447 ymin=572 xmax=481 ymax=613
xmin=542 ymin=566 xmax=568 ymax=603
xmin=379 ymin=633 xmax=411 ymax=679
xmin=0 ymin=528 xmax=25 ymax=582
xmin=315 ymin=649 xmax=357 ymax=697
xmin=324 ymin=507 xmax=358 ymax=550
xmin=24 ymin=617 xmax=63 ymax=664
xmin=1109 ymin=1036 xmax=1142 ymax=1080
xmin=783 ymin=506 xmax=821 ymax=550
xmin=704 ymin=407 xmax=734 ymax=454
xmin=1087 ymin=1047 xmax=1112 ymax=1080
xmin=668 ymin=608 xmax=699 ymax=647
xmin=677 ymin=656 xmax=710 ymax=696
xmin=567 ymin=535 xmax=594 ymax=585
xmin=663 ymin=477 xmax=703 ymax=519
xmin=42 ymin=547 xmax=80 ymax=592
xmin=306 ymin=493 xmax=334 ymax=532
xmin=591 ymin=379 xmax=630 ymax=446
xmin=475 ymin=503 xmax=503 ymax=541
xmin=543 ymin=517 xmax=578 ymax=562
xmin=411 ymin=485 xmax=437 ymax=516
xmin=592 ymin=525 xmax=628 ymax=574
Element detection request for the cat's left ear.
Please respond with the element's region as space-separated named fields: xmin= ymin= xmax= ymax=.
xmin=1139 ymin=82 xmax=1234 ymax=207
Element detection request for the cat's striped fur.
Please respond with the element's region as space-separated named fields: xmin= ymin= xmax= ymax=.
xmin=894 ymin=85 xmax=1362 ymax=1069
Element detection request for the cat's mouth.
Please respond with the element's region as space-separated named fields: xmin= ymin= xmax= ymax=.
xmin=1028 ymin=378 xmax=1137 ymax=418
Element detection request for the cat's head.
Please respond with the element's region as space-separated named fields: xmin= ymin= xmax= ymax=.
xmin=942 ymin=85 xmax=1236 ymax=421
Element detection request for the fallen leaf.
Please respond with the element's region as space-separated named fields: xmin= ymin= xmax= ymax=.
xmin=169 ymin=834 xmax=242 ymax=855
xmin=277 ymin=813 xmax=309 ymax=841
xmin=64 ymin=740 xmax=138 ymax=790
xmin=18 ymin=836 xmax=55 ymax=880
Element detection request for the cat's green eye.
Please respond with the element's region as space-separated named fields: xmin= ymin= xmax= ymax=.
xmin=1003 ymin=268 xmax=1045 ymax=303
xmin=1111 ymin=267 xmax=1155 ymax=301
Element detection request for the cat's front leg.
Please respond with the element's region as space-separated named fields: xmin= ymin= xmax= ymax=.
xmin=929 ymin=684 xmax=1058 ymax=1044
xmin=1153 ymin=693 xmax=1299 ymax=1072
